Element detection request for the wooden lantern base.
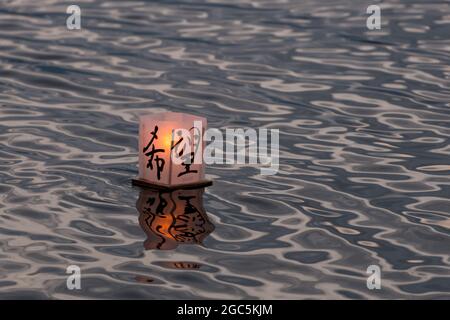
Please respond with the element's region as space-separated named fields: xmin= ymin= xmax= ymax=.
xmin=132 ymin=178 xmax=212 ymax=191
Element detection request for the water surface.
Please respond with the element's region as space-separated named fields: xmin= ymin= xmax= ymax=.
xmin=0 ymin=0 xmax=449 ymax=299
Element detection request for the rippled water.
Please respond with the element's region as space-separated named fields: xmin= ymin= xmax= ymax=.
xmin=0 ymin=0 xmax=449 ymax=299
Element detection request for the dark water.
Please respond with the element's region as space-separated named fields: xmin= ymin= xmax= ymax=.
xmin=0 ymin=0 xmax=449 ymax=299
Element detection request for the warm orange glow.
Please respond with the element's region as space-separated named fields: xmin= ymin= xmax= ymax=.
xmin=154 ymin=216 xmax=173 ymax=238
xmin=161 ymin=132 xmax=173 ymax=151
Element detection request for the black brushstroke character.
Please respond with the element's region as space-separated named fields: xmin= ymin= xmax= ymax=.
xmin=171 ymin=128 xmax=199 ymax=177
xmin=173 ymin=195 xmax=205 ymax=242
xmin=143 ymin=125 xmax=165 ymax=180
xmin=178 ymin=151 xmax=198 ymax=177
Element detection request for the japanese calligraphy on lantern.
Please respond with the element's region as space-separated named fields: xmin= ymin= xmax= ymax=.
xmin=138 ymin=112 xmax=207 ymax=187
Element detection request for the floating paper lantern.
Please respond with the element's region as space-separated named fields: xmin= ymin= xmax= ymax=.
xmin=137 ymin=187 xmax=214 ymax=250
xmin=132 ymin=112 xmax=212 ymax=190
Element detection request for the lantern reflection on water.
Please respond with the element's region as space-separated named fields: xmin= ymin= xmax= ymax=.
xmin=136 ymin=187 xmax=214 ymax=250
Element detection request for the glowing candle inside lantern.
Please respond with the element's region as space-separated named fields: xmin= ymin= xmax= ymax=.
xmin=134 ymin=112 xmax=211 ymax=189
